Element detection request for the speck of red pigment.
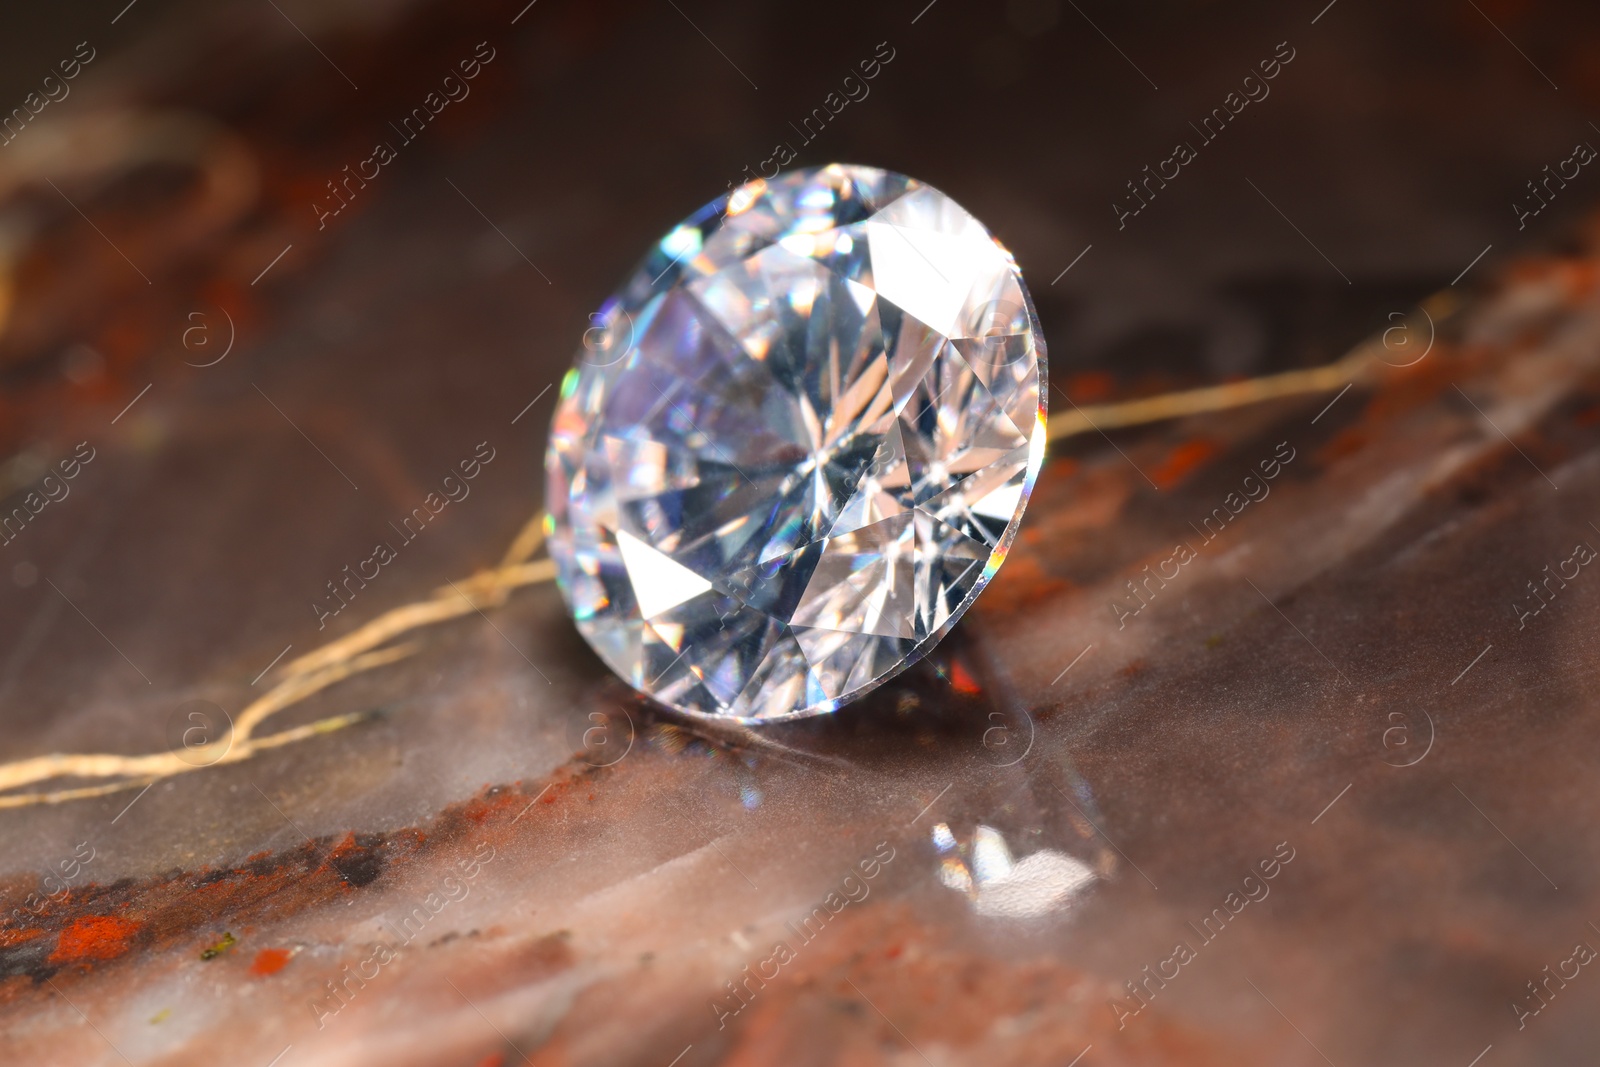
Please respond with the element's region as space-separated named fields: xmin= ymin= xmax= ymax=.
xmin=475 ymin=1053 xmax=506 ymax=1067
xmin=250 ymin=948 xmax=291 ymax=976
xmin=1065 ymin=371 xmax=1115 ymax=403
xmin=947 ymin=661 xmax=982 ymax=695
xmin=49 ymin=915 xmax=140 ymax=964
xmin=460 ymin=788 xmax=528 ymax=825
xmin=1150 ymin=438 xmax=1219 ymax=489
xmin=884 ymin=945 xmax=903 ymax=960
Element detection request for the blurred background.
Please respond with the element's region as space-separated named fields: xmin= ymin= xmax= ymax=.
xmin=4 ymin=1 xmax=1600 ymax=1065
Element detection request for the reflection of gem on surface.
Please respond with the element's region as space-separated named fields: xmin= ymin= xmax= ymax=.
xmin=545 ymin=163 xmax=1047 ymax=721
xmin=932 ymin=822 xmax=1096 ymax=919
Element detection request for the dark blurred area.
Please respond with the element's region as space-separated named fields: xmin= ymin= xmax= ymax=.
xmin=3 ymin=0 xmax=1599 ymax=455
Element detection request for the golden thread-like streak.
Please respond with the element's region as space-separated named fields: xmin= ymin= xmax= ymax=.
xmin=499 ymin=511 xmax=550 ymax=569
xmin=230 ymin=644 xmax=416 ymax=740
xmin=0 ymin=710 xmax=372 ymax=810
xmin=1047 ymin=293 xmax=1457 ymax=442
xmin=0 ymin=646 xmax=414 ymax=799
xmin=0 ymin=535 xmax=562 ymax=805
xmin=279 ymin=518 xmax=551 ymax=681
xmin=0 ymin=297 xmax=1457 ymax=809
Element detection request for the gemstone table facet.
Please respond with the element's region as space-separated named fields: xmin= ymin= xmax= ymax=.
xmin=545 ymin=164 xmax=1047 ymax=721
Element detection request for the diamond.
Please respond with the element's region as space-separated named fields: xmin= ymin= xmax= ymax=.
xmin=545 ymin=163 xmax=1047 ymax=722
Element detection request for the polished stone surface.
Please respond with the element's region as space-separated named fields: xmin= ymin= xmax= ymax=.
xmin=546 ymin=163 xmax=1046 ymax=722
xmin=3 ymin=1 xmax=1600 ymax=1065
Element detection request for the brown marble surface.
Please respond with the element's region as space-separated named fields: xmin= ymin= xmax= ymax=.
xmin=3 ymin=1 xmax=1600 ymax=1064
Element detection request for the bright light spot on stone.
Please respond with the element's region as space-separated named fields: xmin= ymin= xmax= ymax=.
xmin=971 ymin=849 xmax=1096 ymax=919
xmin=971 ymin=825 xmax=1014 ymax=884
xmin=727 ymin=180 xmax=764 ymax=215
xmin=659 ymin=224 xmax=702 ymax=261
xmin=935 ymin=823 xmax=1097 ymax=919
xmin=940 ymin=857 xmax=975 ymax=894
xmin=972 ymin=483 xmax=1024 ymax=521
xmin=615 ymin=528 xmax=713 ymax=619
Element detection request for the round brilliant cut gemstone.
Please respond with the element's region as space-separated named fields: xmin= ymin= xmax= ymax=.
xmin=545 ymin=163 xmax=1046 ymax=722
